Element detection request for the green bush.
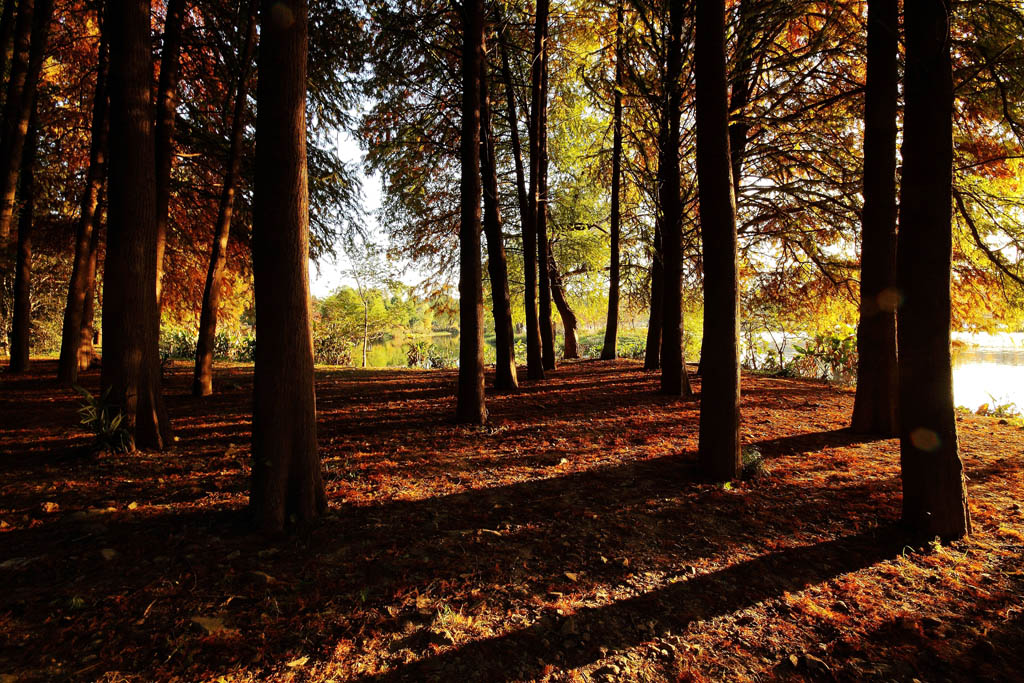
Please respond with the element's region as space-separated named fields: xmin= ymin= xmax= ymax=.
xmin=74 ymin=386 xmax=132 ymax=454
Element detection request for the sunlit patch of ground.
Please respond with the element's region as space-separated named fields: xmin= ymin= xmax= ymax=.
xmin=1 ymin=359 xmax=1022 ymax=681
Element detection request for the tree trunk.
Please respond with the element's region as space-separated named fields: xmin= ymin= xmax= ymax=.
xmin=362 ymin=301 xmax=368 ymax=367
xmin=192 ymin=0 xmax=257 ymax=397
xmin=897 ymin=0 xmax=970 ymax=541
xmin=537 ymin=22 xmax=556 ymax=371
xmin=456 ymin=0 xmax=487 ymax=424
xmin=659 ymin=0 xmax=691 ymax=397
xmin=644 ymin=212 xmax=664 ymax=370
xmin=153 ymin=0 xmax=186 ymax=308
xmin=79 ymin=217 xmax=102 ymax=372
xmin=0 ymin=0 xmax=52 ymax=245
xmin=522 ymin=0 xmax=548 ymax=380
xmin=549 ymin=256 xmax=578 ymax=359
xmin=479 ymin=34 xmax=518 ymax=391
xmin=8 ymin=109 xmax=35 ymax=373
xmin=601 ymin=2 xmax=625 ymax=361
xmin=499 ymin=28 xmax=541 ymax=380
xmin=851 ymin=0 xmax=899 ymax=436
xmin=101 ymin=0 xmax=172 ymax=451
xmin=0 ymin=0 xmax=17 ymax=102
xmin=58 ymin=21 xmax=108 ymax=386
xmin=250 ymin=0 xmax=325 ymax=533
xmin=696 ymin=0 xmax=741 ymax=481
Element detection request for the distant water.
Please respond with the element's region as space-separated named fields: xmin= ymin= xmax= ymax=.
xmin=952 ymin=333 xmax=1024 ymax=413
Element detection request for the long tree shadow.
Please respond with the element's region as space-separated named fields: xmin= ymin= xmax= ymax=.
xmin=752 ymin=428 xmax=892 ymax=458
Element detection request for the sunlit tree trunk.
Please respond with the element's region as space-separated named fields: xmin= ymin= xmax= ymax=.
xmin=101 ymin=0 xmax=172 ymax=451
xmin=601 ymin=2 xmax=625 ymax=361
xmin=250 ymin=0 xmax=325 ymax=532
xmin=456 ymin=0 xmax=487 ymax=424
xmin=58 ymin=23 xmax=108 ymax=386
xmin=479 ymin=32 xmax=517 ymax=391
xmin=851 ymin=0 xmax=899 ymax=435
xmin=193 ymin=0 xmax=257 ymax=397
xmin=153 ymin=0 xmax=186 ymax=308
xmin=897 ymin=0 xmax=970 ymax=541
xmin=696 ymin=0 xmax=741 ymax=481
xmin=0 ymin=0 xmax=51 ymax=245
xmin=522 ymin=0 xmax=549 ymax=380
xmin=550 ymin=257 xmax=578 ymax=359
xmin=8 ymin=110 xmax=35 ymax=373
xmin=659 ymin=0 xmax=691 ymax=397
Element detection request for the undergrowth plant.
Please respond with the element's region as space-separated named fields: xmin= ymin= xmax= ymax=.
xmin=74 ymin=386 xmax=132 ymax=454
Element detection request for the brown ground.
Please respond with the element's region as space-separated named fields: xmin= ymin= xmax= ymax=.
xmin=1 ymin=359 xmax=1022 ymax=682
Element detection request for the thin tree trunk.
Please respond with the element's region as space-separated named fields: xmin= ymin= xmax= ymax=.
xmin=696 ymin=0 xmax=741 ymax=481
xmin=479 ymin=32 xmax=517 ymax=391
xmin=644 ymin=213 xmax=664 ymax=370
xmin=897 ymin=0 xmax=970 ymax=541
xmin=362 ymin=302 xmax=368 ymax=367
xmin=456 ymin=0 xmax=487 ymax=424
xmin=851 ymin=0 xmax=899 ymax=435
xmin=58 ymin=22 xmax=108 ymax=386
xmin=250 ymin=0 xmax=324 ymax=533
xmin=79 ymin=216 xmax=102 ymax=372
xmin=549 ymin=257 xmax=578 ymax=359
xmin=192 ymin=0 xmax=257 ymax=397
xmin=153 ymin=0 xmax=186 ymax=308
xmin=8 ymin=109 xmax=35 ymax=372
xmin=537 ymin=23 xmax=555 ymax=371
xmin=101 ymin=0 xmax=172 ymax=451
xmin=601 ymin=2 xmax=625 ymax=361
xmin=659 ymin=0 xmax=691 ymax=397
xmin=0 ymin=0 xmax=52 ymax=245
xmin=523 ymin=0 xmax=548 ymax=380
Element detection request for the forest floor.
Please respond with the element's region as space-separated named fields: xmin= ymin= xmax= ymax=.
xmin=1 ymin=360 xmax=1023 ymax=682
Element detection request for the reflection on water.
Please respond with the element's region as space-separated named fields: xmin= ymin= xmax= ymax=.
xmin=953 ymin=346 xmax=1024 ymax=412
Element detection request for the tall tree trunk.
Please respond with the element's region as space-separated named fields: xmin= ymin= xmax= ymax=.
xmin=79 ymin=216 xmax=102 ymax=372
xmin=537 ymin=27 xmax=556 ymax=371
xmin=851 ymin=0 xmax=899 ymax=435
xmin=644 ymin=215 xmax=664 ymax=369
xmin=153 ymin=0 xmax=186 ymax=308
xmin=250 ymin=0 xmax=324 ymax=532
xmin=8 ymin=109 xmax=35 ymax=372
xmin=601 ymin=2 xmax=625 ymax=361
xmin=101 ymin=0 xmax=172 ymax=451
xmin=479 ymin=33 xmax=518 ymax=391
xmin=58 ymin=22 xmax=108 ymax=386
xmin=696 ymin=0 xmax=741 ymax=481
xmin=0 ymin=0 xmax=52 ymax=245
xmin=897 ymin=0 xmax=970 ymax=541
xmin=362 ymin=301 xmax=368 ymax=367
xmin=192 ymin=0 xmax=257 ymax=397
xmin=457 ymin=0 xmax=487 ymax=424
xmin=659 ymin=0 xmax=691 ymax=397
xmin=549 ymin=256 xmax=578 ymax=359
xmin=523 ymin=0 xmax=548 ymax=380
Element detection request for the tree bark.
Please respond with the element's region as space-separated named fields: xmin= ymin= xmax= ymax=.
xmin=362 ymin=301 xmax=368 ymax=367
xmin=601 ymin=2 xmax=625 ymax=361
xmin=897 ymin=0 xmax=970 ymax=541
xmin=644 ymin=214 xmax=664 ymax=370
xmin=0 ymin=0 xmax=17 ymax=101
xmin=549 ymin=256 xmax=578 ymax=359
xmin=78 ymin=216 xmax=102 ymax=372
xmin=456 ymin=0 xmax=487 ymax=424
xmin=153 ymin=0 xmax=186 ymax=308
xmin=851 ymin=0 xmax=899 ymax=436
xmin=250 ymin=0 xmax=325 ymax=532
xmin=696 ymin=0 xmax=741 ymax=481
xmin=479 ymin=32 xmax=518 ymax=391
xmin=192 ymin=0 xmax=257 ymax=396
xmin=8 ymin=109 xmax=35 ymax=372
xmin=523 ymin=0 xmax=548 ymax=380
xmin=101 ymin=0 xmax=172 ymax=451
xmin=537 ymin=21 xmax=556 ymax=371
xmin=58 ymin=21 xmax=108 ymax=386
xmin=0 ymin=0 xmax=51 ymax=245
xmin=659 ymin=0 xmax=691 ymax=397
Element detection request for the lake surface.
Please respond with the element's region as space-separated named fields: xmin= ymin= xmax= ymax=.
xmin=953 ymin=342 xmax=1024 ymax=413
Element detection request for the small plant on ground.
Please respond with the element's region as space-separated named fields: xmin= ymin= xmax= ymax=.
xmin=741 ymin=446 xmax=767 ymax=480
xmin=73 ymin=386 xmax=132 ymax=454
